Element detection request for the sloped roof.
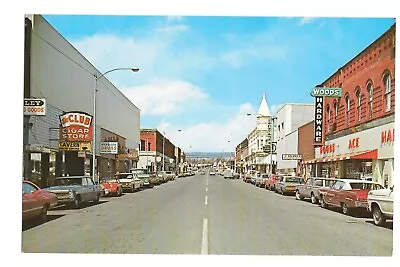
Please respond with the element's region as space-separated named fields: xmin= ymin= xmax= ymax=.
xmin=257 ymin=93 xmax=271 ymax=117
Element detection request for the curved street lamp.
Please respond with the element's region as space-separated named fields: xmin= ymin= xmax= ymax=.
xmin=92 ymin=67 xmax=139 ymax=182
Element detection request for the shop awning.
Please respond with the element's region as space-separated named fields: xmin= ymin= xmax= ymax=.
xmin=302 ymin=149 xmax=378 ymax=164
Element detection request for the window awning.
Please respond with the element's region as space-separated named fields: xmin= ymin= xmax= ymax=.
xmin=302 ymin=149 xmax=378 ymax=164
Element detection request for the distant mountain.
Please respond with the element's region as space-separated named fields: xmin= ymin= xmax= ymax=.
xmin=186 ymin=152 xmax=234 ymax=160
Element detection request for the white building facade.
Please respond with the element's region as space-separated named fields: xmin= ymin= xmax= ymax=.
xmin=246 ymin=93 xmax=276 ymax=174
xmin=275 ymin=104 xmax=314 ymax=174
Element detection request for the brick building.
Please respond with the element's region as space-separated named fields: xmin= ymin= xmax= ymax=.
xmin=297 ymin=120 xmax=316 ymax=178
xmin=138 ymin=129 xmax=176 ymax=172
xmin=303 ymin=23 xmax=395 ymax=187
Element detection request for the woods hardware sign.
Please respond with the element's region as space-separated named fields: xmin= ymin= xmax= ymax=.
xmin=314 ymin=96 xmax=323 ymax=143
xmin=59 ymin=112 xmax=93 ymax=142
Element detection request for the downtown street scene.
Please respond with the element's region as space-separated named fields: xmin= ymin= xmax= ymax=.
xmin=18 ymin=9 xmax=395 ymax=262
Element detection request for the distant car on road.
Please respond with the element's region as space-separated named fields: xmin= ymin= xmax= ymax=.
xmin=45 ymin=176 xmax=101 ymax=209
xmin=131 ymin=168 xmax=152 ymax=188
xmin=275 ymin=176 xmax=304 ymax=195
xmin=319 ymin=179 xmax=384 ymax=215
xmin=295 ymin=177 xmax=338 ymax=204
xmin=23 ymin=180 xmax=58 ymax=222
xmin=368 ymin=186 xmax=394 ymax=226
xmin=223 ymin=169 xmax=234 ymax=179
xmin=255 ymin=173 xmax=269 ymax=188
xmin=265 ymin=174 xmax=283 ymax=191
xmin=209 ymin=170 xmax=216 ymax=175
xmin=115 ymin=173 xmax=141 ymax=192
xmin=100 ymin=177 xmax=123 ymax=196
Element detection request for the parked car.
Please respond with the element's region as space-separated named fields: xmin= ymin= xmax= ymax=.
xmin=319 ymin=179 xmax=384 ymax=215
xmin=275 ymin=176 xmax=304 ymax=195
xmin=251 ymin=172 xmax=260 ymax=185
xmin=265 ymin=174 xmax=283 ymax=190
xmin=45 ymin=176 xmax=101 ymax=208
xmin=209 ymin=170 xmax=216 ymax=176
xmin=131 ymin=168 xmax=152 ymax=188
xmin=233 ymin=172 xmax=240 ymax=179
xmin=367 ymin=186 xmax=394 ymax=226
xmin=23 ymin=180 xmax=58 ymax=222
xmin=115 ymin=172 xmax=141 ymax=192
xmin=100 ymin=177 xmax=123 ymax=196
xmin=255 ymin=173 xmax=269 ymax=188
xmin=244 ymin=172 xmax=253 ymax=183
xmin=223 ymin=169 xmax=234 ymax=179
xmin=200 ymin=170 xmax=206 ymax=175
xmin=165 ymin=171 xmax=176 ymax=181
xmin=295 ymin=177 xmax=338 ymax=204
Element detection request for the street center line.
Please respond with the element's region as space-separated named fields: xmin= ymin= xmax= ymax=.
xmin=201 ymin=218 xmax=208 ymax=254
xmin=205 ymin=196 xmax=208 ymax=205
xmin=206 ymin=187 xmax=208 ymax=192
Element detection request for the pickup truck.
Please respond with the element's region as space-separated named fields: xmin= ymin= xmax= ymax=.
xmin=367 ymin=186 xmax=394 ymax=226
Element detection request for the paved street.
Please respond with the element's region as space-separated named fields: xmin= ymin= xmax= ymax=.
xmin=22 ymin=173 xmax=393 ymax=255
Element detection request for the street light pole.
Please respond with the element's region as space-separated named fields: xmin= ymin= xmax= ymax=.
xmin=162 ymin=131 xmax=165 ymax=171
xmin=92 ymin=67 xmax=139 ymax=183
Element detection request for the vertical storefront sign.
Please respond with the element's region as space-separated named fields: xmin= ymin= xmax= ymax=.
xmin=314 ymin=96 xmax=324 ymax=143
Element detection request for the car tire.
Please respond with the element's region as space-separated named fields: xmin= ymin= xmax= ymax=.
xmin=39 ymin=204 xmax=49 ymax=223
xmin=341 ymin=202 xmax=351 ymax=215
xmin=93 ymin=194 xmax=100 ymax=204
xmin=281 ymin=189 xmax=285 ymax=195
xmin=310 ymin=193 xmax=318 ymax=204
xmin=372 ymin=205 xmax=386 ymax=226
xmin=295 ymin=190 xmax=303 ymax=200
xmin=320 ymin=195 xmax=327 ymax=209
xmin=74 ymin=197 xmax=81 ymax=209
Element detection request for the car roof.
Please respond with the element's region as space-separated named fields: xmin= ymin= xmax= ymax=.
xmin=337 ymin=179 xmax=380 ymax=184
xmin=55 ymin=176 xmax=91 ymax=179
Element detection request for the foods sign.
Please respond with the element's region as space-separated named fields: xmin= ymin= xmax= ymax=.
xmin=59 ymin=112 xmax=93 ymax=142
xmin=100 ymin=142 xmax=118 ymax=154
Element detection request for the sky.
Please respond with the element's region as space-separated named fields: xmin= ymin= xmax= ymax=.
xmin=3 ymin=0 xmax=399 ymax=266
xmin=39 ymin=14 xmax=395 ymax=153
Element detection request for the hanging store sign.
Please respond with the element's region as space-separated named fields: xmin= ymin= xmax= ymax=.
xmin=100 ymin=142 xmax=118 ymax=154
xmin=314 ymin=96 xmax=323 ymax=144
xmin=282 ymin=154 xmax=303 ymax=160
xmin=116 ymin=153 xmax=138 ymax=159
xmin=58 ymin=141 xmax=92 ymax=151
xmin=59 ymin=112 xmax=93 ymax=142
xmin=24 ymin=98 xmax=46 ymax=115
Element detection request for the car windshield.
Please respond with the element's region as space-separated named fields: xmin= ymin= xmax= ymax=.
xmin=102 ymin=178 xmax=118 ymax=183
xmin=53 ymin=178 xmax=82 ymax=186
xmin=115 ymin=173 xmax=133 ymax=179
xmin=350 ymin=182 xmax=384 ymax=190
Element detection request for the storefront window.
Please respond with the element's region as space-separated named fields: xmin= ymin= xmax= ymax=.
xmin=344 ymin=160 xmax=372 ymax=179
xmin=30 ymin=153 xmax=42 ymax=185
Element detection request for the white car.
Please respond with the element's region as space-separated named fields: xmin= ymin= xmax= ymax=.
xmin=367 ymin=186 xmax=394 ymax=226
xmin=209 ymin=170 xmax=216 ymax=175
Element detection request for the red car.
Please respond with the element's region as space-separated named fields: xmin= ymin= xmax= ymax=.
xmin=22 ymin=180 xmax=58 ymax=222
xmin=265 ymin=174 xmax=282 ymax=191
xmin=100 ymin=177 xmax=123 ymax=196
xmin=319 ymin=179 xmax=384 ymax=215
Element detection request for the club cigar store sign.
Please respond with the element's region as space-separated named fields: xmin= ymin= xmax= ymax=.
xmin=100 ymin=142 xmax=118 ymax=154
xmin=58 ymin=141 xmax=92 ymax=151
xmin=314 ymin=96 xmax=323 ymax=143
xmin=59 ymin=112 xmax=93 ymax=142
xmin=24 ymin=98 xmax=46 ymax=116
